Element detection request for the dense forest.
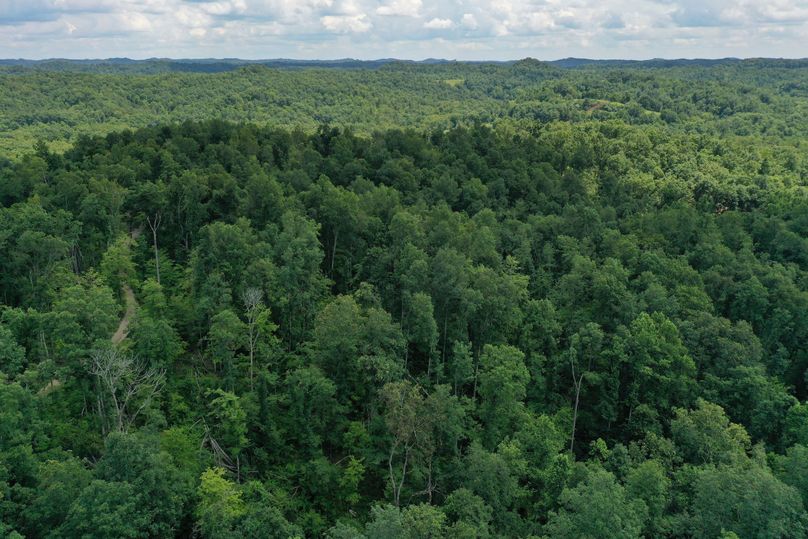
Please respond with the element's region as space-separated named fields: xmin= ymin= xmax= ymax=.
xmin=2 ymin=58 xmax=807 ymax=156
xmin=1 ymin=60 xmax=808 ymax=538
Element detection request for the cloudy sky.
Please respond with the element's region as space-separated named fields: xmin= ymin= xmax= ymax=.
xmin=1 ymin=0 xmax=807 ymax=60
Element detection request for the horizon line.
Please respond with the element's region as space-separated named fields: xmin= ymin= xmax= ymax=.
xmin=2 ymin=56 xmax=807 ymax=63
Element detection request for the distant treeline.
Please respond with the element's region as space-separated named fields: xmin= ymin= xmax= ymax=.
xmin=0 ymin=58 xmax=806 ymax=157
xmin=2 ymin=56 xmax=808 ymax=74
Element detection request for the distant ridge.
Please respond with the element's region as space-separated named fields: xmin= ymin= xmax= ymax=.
xmin=0 ymin=57 xmax=806 ymax=74
xmin=549 ymin=57 xmax=746 ymax=68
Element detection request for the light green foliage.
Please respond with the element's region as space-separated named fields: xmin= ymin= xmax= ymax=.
xmin=671 ymin=400 xmax=751 ymax=465
xmin=129 ymin=312 xmax=185 ymax=370
xmin=0 ymin=201 xmax=76 ymax=307
xmin=130 ymin=279 xmax=185 ymax=369
xmin=462 ymin=443 xmax=525 ymax=526
xmin=238 ymin=480 xmax=303 ymax=539
xmin=365 ymin=503 xmax=446 ymax=539
xmin=365 ymin=504 xmax=406 ymax=539
xmin=274 ymin=211 xmax=330 ymax=348
xmin=403 ymin=291 xmax=438 ymax=377
xmin=312 ymin=294 xmax=405 ymax=406
xmin=196 ymin=467 xmax=246 ymax=539
xmin=51 ymin=271 xmax=119 ymax=348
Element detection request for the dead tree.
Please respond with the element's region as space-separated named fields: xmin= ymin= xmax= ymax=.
xmin=90 ymin=348 xmax=164 ymax=435
xmin=242 ymin=287 xmax=264 ymax=389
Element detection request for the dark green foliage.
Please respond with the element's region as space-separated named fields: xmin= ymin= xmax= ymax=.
xmin=1 ymin=62 xmax=808 ymax=536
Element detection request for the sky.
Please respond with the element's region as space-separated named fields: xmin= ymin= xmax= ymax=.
xmin=1 ymin=0 xmax=807 ymax=61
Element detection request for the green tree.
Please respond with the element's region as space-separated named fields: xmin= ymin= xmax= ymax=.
xmin=688 ymin=464 xmax=806 ymax=539
xmin=626 ymin=460 xmax=670 ymax=538
xmin=273 ymin=211 xmax=329 ymax=348
xmin=0 ymin=201 xmax=76 ymax=307
xmin=57 ymin=480 xmax=148 ymax=539
xmin=402 ymin=291 xmax=438 ymax=379
xmin=95 ymin=432 xmax=192 ymax=538
xmin=284 ymin=365 xmax=339 ymax=455
xmin=448 ymin=341 xmax=474 ymax=396
xmin=461 ymin=443 xmax=525 ymax=529
xmin=671 ymin=400 xmax=750 ymax=465
xmin=22 ymin=458 xmax=91 ymax=537
xmin=195 ymin=467 xmax=246 ymax=539
xmin=380 ymin=380 xmax=432 ymax=507
xmin=544 ymin=468 xmax=647 ymax=539
xmin=98 ymin=234 xmax=136 ymax=303
xmin=772 ymin=444 xmax=808 ymax=507
xmin=617 ymin=312 xmax=696 ymax=430
xmin=206 ymin=309 xmax=246 ymax=386
xmin=443 ymin=488 xmax=493 ymax=539
xmin=477 ymin=344 xmax=530 ymax=448
xmin=0 ymin=325 xmax=26 ymax=377
xmin=206 ymin=389 xmax=248 ymax=471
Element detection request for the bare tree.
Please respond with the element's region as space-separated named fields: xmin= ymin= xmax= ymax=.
xmin=242 ymin=287 xmax=264 ymax=389
xmin=381 ymin=380 xmax=436 ymax=507
xmin=90 ymin=348 xmax=164 ymax=434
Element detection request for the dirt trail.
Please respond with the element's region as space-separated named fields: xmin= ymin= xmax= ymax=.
xmin=40 ymin=229 xmax=140 ymax=397
xmin=110 ymin=227 xmax=142 ymax=345
xmin=111 ymin=285 xmax=137 ymax=344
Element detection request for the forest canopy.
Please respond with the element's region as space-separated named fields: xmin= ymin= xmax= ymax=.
xmin=1 ymin=60 xmax=808 ymax=538
xmin=1 ymin=58 xmax=807 ymax=155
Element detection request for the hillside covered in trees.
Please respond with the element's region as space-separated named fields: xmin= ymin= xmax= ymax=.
xmin=1 ymin=61 xmax=808 ymax=538
xmin=1 ymin=58 xmax=807 ymax=156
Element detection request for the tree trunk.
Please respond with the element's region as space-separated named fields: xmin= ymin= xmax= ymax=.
xmin=570 ymin=375 xmax=582 ymax=453
xmin=146 ymin=213 xmax=162 ymax=284
xmin=441 ymin=312 xmax=449 ymax=364
xmin=330 ymin=229 xmax=338 ymax=277
xmin=248 ymin=331 xmax=255 ymax=390
xmin=472 ymin=343 xmax=481 ymax=400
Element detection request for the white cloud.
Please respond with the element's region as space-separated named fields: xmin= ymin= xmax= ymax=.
xmin=460 ymin=13 xmax=479 ymax=30
xmin=195 ymin=1 xmax=248 ymax=17
xmin=0 ymin=0 xmax=806 ymax=59
xmin=424 ymin=17 xmax=453 ymax=29
xmin=120 ymin=11 xmax=153 ymax=31
xmin=321 ymin=13 xmax=371 ymax=33
xmin=376 ymin=0 xmax=421 ymax=17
